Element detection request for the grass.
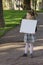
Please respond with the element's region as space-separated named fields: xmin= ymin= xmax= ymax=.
xmin=37 ymin=9 xmax=43 ymax=13
xmin=0 ymin=10 xmax=27 ymax=37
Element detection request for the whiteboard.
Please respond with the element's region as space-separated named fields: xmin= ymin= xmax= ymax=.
xmin=20 ymin=19 xmax=37 ymax=34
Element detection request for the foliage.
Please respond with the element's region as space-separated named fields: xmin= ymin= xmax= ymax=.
xmin=0 ymin=10 xmax=27 ymax=37
xmin=23 ymin=0 xmax=31 ymax=10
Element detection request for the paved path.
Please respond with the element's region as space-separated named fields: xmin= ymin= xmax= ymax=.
xmin=0 ymin=25 xmax=24 ymax=43
xmin=0 ymin=13 xmax=43 ymax=65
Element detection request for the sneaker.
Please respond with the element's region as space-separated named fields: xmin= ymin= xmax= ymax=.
xmin=30 ymin=54 xmax=33 ymax=58
xmin=22 ymin=53 xmax=27 ymax=57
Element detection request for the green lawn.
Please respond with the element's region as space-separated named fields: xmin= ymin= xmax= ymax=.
xmin=0 ymin=10 xmax=27 ymax=37
xmin=37 ymin=9 xmax=43 ymax=12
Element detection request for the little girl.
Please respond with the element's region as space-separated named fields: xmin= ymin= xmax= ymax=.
xmin=23 ymin=9 xmax=37 ymax=58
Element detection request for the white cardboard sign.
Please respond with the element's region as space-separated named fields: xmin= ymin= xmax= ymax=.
xmin=20 ymin=19 xmax=37 ymax=34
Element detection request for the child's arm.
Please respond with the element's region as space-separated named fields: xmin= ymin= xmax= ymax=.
xmin=35 ymin=26 xmax=37 ymax=32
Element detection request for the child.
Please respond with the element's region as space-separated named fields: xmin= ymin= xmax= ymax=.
xmin=23 ymin=9 xmax=37 ymax=58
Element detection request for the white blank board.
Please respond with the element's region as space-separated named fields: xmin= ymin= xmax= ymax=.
xmin=20 ymin=19 xmax=37 ymax=34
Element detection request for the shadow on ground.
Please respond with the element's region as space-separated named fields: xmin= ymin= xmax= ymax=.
xmin=0 ymin=42 xmax=43 ymax=65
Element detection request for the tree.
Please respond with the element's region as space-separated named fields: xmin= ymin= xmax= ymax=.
xmin=11 ymin=0 xmax=15 ymax=10
xmin=6 ymin=0 xmax=15 ymax=10
xmin=34 ymin=0 xmax=37 ymax=10
xmin=0 ymin=0 xmax=5 ymax=27
xmin=32 ymin=0 xmax=37 ymax=10
xmin=23 ymin=0 xmax=31 ymax=10
xmin=6 ymin=0 xmax=13 ymax=10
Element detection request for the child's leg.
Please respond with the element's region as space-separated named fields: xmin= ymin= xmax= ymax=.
xmin=29 ymin=43 xmax=33 ymax=58
xmin=24 ymin=43 xmax=28 ymax=54
xmin=23 ymin=43 xmax=28 ymax=57
xmin=23 ymin=34 xmax=28 ymax=56
xmin=24 ymin=34 xmax=28 ymax=54
xmin=29 ymin=43 xmax=33 ymax=55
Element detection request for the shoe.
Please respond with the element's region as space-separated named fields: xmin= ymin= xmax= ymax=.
xmin=30 ymin=54 xmax=33 ymax=58
xmin=22 ymin=53 xmax=27 ymax=57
